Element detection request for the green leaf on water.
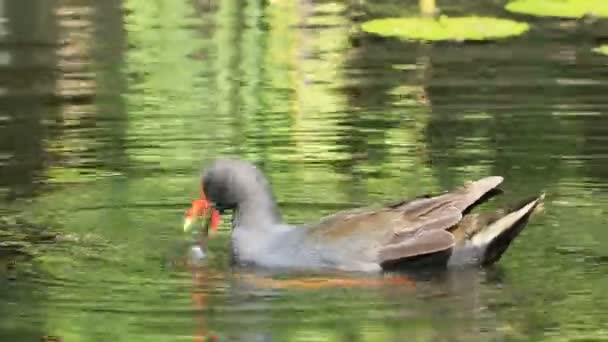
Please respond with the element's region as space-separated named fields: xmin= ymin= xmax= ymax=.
xmin=506 ymin=0 xmax=608 ymax=18
xmin=593 ymin=45 xmax=608 ymax=55
xmin=361 ymin=16 xmax=529 ymax=42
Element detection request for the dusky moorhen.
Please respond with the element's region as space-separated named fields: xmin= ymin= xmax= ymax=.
xmin=184 ymin=158 xmax=544 ymax=272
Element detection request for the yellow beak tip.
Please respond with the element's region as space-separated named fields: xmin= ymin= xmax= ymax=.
xmin=183 ymin=218 xmax=193 ymax=232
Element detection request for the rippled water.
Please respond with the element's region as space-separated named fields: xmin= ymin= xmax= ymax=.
xmin=2 ymin=0 xmax=608 ymax=341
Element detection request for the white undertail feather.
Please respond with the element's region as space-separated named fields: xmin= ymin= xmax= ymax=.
xmin=447 ymin=193 xmax=544 ymax=266
xmin=471 ymin=194 xmax=544 ymax=248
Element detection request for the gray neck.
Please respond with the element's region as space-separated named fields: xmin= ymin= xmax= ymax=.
xmin=232 ymin=181 xmax=283 ymax=229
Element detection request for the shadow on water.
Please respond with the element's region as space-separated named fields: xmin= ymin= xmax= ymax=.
xmin=0 ymin=0 xmax=58 ymax=201
xmin=2 ymin=0 xmax=608 ymax=341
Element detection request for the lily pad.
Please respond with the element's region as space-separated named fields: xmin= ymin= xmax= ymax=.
xmin=361 ymin=16 xmax=530 ymax=42
xmin=506 ymin=0 xmax=608 ymax=18
xmin=593 ymin=45 xmax=608 ymax=55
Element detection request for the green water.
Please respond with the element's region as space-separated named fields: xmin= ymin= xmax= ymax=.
xmin=2 ymin=0 xmax=608 ymax=341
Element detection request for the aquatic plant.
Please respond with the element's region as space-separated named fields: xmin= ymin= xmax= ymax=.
xmin=361 ymin=16 xmax=529 ymax=42
xmin=593 ymin=45 xmax=608 ymax=55
xmin=506 ymin=0 xmax=608 ymax=18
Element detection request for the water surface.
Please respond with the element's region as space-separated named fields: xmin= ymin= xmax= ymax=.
xmin=2 ymin=0 xmax=608 ymax=341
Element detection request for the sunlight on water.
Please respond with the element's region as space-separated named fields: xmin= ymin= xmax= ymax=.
xmin=2 ymin=0 xmax=608 ymax=341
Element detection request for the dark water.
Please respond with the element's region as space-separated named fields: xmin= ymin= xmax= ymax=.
xmin=2 ymin=0 xmax=608 ymax=340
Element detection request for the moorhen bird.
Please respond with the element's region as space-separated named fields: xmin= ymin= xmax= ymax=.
xmin=184 ymin=158 xmax=543 ymax=272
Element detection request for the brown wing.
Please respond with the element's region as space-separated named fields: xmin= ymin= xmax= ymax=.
xmin=379 ymin=229 xmax=455 ymax=270
xmin=307 ymin=177 xmax=504 ymax=267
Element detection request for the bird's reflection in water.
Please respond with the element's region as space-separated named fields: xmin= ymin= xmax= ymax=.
xmin=180 ymin=241 xmax=509 ymax=342
xmin=190 ymin=264 xmax=215 ymax=342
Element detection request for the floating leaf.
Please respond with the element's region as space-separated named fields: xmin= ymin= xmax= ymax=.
xmin=506 ymin=0 xmax=608 ymax=18
xmin=361 ymin=16 xmax=529 ymax=42
xmin=593 ymin=45 xmax=608 ymax=56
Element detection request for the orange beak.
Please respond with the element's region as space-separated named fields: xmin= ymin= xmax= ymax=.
xmin=183 ymin=187 xmax=221 ymax=233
